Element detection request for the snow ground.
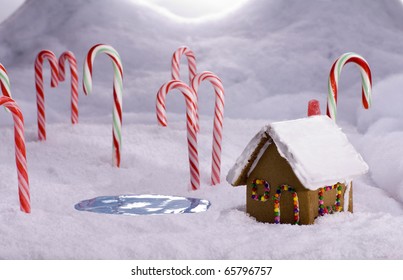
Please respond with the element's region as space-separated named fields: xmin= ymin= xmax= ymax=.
xmin=1 ymin=0 xmax=403 ymax=259
xmin=1 ymin=115 xmax=403 ymax=259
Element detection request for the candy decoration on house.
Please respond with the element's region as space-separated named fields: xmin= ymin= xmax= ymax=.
xmin=251 ymin=179 xmax=270 ymax=201
xmin=191 ymin=71 xmax=225 ymax=185
xmin=0 ymin=63 xmax=11 ymax=98
xmin=0 ymin=96 xmax=30 ymax=213
xmin=83 ymin=44 xmax=123 ymax=167
xmin=327 ymin=52 xmax=372 ymax=121
xmin=318 ymin=184 xmax=343 ymax=216
xmin=35 ymin=50 xmax=59 ymax=141
xmin=307 ymin=99 xmax=321 ymax=116
xmin=156 ymin=80 xmax=199 ymax=190
xmin=273 ymin=185 xmax=300 ymax=224
xmin=58 ymin=51 xmax=79 ymax=124
xmin=226 ymin=116 xmax=368 ymax=225
xmin=171 ymin=46 xmax=197 ymax=85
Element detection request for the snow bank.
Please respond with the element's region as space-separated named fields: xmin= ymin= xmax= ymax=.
xmin=355 ymin=74 xmax=403 ymax=203
xmin=2 ymin=0 xmax=403 ymax=120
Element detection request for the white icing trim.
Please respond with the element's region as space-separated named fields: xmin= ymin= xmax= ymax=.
xmin=226 ymin=126 xmax=268 ymax=185
xmin=344 ymin=181 xmax=351 ymax=211
xmin=247 ymin=140 xmax=271 ymax=177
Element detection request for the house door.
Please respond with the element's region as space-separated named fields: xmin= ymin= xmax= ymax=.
xmin=273 ymin=185 xmax=300 ymax=225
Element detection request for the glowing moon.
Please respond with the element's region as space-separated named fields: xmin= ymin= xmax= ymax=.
xmin=134 ymin=0 xmax=249 ymax=21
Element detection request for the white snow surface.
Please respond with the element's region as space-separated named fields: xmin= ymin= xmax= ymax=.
xmin=1 ymin=0 xmax=403 ymax=259
xmin=268 ymin=116 xmax=368 ymax=190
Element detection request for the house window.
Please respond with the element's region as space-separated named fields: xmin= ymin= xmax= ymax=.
xmin=251 ymin=179 xmax=270 ymax=202
xmin=318 ymin=184 xmax=343 ymax=216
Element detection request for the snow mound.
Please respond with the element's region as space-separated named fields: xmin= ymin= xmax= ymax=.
xmin=1 ymin=0 xmax=403 ymax=120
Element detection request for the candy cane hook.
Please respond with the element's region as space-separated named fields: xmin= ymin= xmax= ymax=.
xmin=171 ymin=46 xmax=197 ymax=85
xmin=59 ymin=51 xmax=79 ymax=124
xmin=156 ymin=80 xmax=199 ymax=190
xmin=35 ymin=50 xmax=59 ymax=141
xmin=191 ymin=71 xmax=225 ymax=185
xmin=327 ymin=52 xmax=372 ymax=121
xmin=0 ymin=96 xmax=30 ymax=213
xmin=83 ymin=44 xmax=124 ymax=167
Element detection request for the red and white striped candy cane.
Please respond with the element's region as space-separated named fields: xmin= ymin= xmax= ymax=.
xmin=83 ymin=44 xmax=123 ymax=168
xmin=171 ymin=47 xmax=201 ymax=131
xmin=171 ymin=46 xmax=197 ymax=85
xmin=0 ymin=63 xmax=11 ymax=98
xmin=35 ymin=50 xmax=59 ymax=141
xmin=0 ymin=96 xmax=30 ymax=213
xmin=58 ymin=51 xmax=79 ymax=124
xmin=156 ymin=80 xmax=200 ymax=190
xmin=191 ymin=71 xmax=225 ymax=185
xmin=327 ymin=52 xmax=372 ymax=121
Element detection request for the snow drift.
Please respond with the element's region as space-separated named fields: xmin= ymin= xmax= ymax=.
xmin=1 ymin=0 xmax=403 ymax=120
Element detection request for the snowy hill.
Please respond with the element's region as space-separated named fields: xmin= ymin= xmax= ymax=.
xmin=1 ymin=0 xmax=403 ymax=120
xmin=1 ymin=0 xmax=403 ymax=259
xmin=193 ymin=0 xmax=403 ymax=120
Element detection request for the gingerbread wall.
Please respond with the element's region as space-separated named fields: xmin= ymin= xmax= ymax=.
xmin=246 ymin=140 xmax=353 ymax=225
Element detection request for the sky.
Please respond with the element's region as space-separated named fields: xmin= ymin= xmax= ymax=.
xmin=136 ymin=0 xmax=249 ymax=19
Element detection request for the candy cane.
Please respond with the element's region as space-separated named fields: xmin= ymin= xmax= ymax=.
xmin=156 ymin=80 xmax=200 ymax=190
xmin=191 ymin=71 xmax=225 ymax=185
xmin=83 ymin=44 xmax=123 ymax=167
xmin=35 ymin=50 xmax=59 ymax=141
xmin=171 ymin=46 xmax=197 ymax=85
xmin=327 ymin=52 xmax=372 ymax=121
xmin=58 ymin=51 xmax=79 ymax=124
xmin=0 ymin=96 xmax=30 ymax=213
xmin=171 ymin=47 xmax=199 ymax=130
xmin=0 ymin=63 xmax=11 ymax=98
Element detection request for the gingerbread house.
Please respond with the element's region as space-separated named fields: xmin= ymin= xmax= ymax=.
xmin=226 ymin=115 xmax=368 ymax=225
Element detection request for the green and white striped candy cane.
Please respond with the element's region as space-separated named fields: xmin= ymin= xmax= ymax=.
xmin=0 ymin=63 xmax=11 ymax=98
xmin=0 ymin=63 xmax=12 ymax=113
xmin=83 ymin=44 xmax=123 ymax=167
xmin=327 ymin=52 xmax=372 ymax=121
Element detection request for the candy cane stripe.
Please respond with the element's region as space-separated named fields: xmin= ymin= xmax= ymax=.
xmin=0 ymin=63 xmax=11 ymax=98
xmin=191 ymin=71 xmax=225 ymax=185
xmin=327 ymin=52 xmax=372 ymax=121
xmin=58 ymin=51 xmax=79 ymax=124
xmin=35 ymin=50 xmax=59 ymax=141
xmin=156 ymin=80 xmax=199 ymax=190
xmin=83 ymin=44 xmax=124 ymax=167
xmin=0 ymin=96 xmax=30 ymax=213
xmin=171 ymin=47 xmax=197 ymax=85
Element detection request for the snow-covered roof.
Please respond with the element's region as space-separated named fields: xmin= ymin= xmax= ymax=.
xmin=227 ymin=115 xmax=369 ymax=190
